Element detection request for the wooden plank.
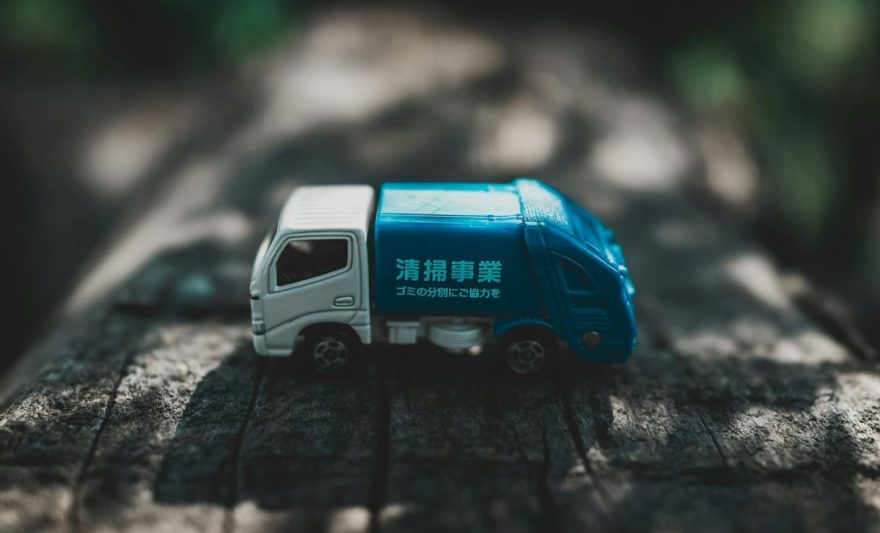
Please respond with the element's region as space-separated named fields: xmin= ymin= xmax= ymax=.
xmin=2 ymin=8 xmax=879 ymax=533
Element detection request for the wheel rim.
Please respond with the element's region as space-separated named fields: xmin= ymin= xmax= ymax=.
xmin=312 ymin=337 xmax=349 ymax=373
xmin=506 ymin=339 xmax=547 ymax=375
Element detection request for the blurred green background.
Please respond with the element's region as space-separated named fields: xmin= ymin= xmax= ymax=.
xmin=1 ymin=0 xmax=877 ymax=367
xmin=0 ymin=0 xmax=307 ymax=77
xmin=668 ymin=0 xmax=879 ymax=291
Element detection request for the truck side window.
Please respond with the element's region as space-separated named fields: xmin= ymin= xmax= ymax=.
xmin=559 ymin=260 xmax=596 ymax=293
xmin=275 ymin=238 xmax=349 ymax=288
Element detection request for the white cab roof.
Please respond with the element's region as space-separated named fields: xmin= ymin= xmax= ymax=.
xmin=278 ymin=185 xmax=375 ymax=236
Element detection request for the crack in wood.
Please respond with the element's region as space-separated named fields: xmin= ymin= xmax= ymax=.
xmin=368 ymin=369 xmax=392 ymax=533
xmin=536 ymin=423 xmax=562 ymax=533
xmin=223 ymin=359 xmax=266 ymax=533
xmin=557 ymin=382 xmax=612 ymax=512
xmin=637 ymin=302 xmax=735 ymax=475
xmin=696 ymin=411 xmax=730 ymax=472
xmin=510 ymin=416 xmax=563 ymax=533
xmin=610 ymin=460 xmax=880 ymax=485
xmin=67 ymin=338 xmax=140 ymax=533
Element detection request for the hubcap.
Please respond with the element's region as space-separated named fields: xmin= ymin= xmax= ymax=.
xmin=312 ymin=337 xmax=349 ymax=373
xmin=506 ymin=339 xmax=547 ymax=375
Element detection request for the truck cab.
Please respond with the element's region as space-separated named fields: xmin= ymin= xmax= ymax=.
xmin=249 ymin=185 xmax=374 ymax=363
xmin=250 ymin=179 xmax=637 ymax=374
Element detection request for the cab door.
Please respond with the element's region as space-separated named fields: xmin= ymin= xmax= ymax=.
xmin=261 ymin=233 xmax=360 ymax=349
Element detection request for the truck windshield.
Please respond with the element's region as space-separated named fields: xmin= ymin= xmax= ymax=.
xmin=275 ymin=238 xmax=349 ymax=287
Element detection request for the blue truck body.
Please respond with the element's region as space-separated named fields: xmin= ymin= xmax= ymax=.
xmin=374 ymin=179 xmax=637 ymax=362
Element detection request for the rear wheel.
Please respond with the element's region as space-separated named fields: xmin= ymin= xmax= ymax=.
xmin=502 ymin=329 xmax=557 ymax=375
xmin=305 ymin=328 xmax=356 ymax=373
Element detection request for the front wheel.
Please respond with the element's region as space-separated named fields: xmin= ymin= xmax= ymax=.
xmin=305 ymin=329 xmax=356 ymax=373
xmin=502 ymin=330 xmax=557 ymax=375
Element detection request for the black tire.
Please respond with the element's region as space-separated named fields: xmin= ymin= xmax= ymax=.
xmin=500 ymin=328 xmax=557 ymax=375
xmin=304 ymin=328 xmax=357 ymax=374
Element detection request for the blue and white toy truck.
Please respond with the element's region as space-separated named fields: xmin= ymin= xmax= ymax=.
xmin=250 ymin=179 xmax=637 ymax=374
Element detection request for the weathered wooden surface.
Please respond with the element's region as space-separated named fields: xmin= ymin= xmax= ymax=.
xmin=2 ymin=8 xmax=879 ymax=533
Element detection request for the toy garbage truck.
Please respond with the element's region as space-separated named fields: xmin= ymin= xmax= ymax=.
xmin=249 ymin=179 xmax=637 ymax=374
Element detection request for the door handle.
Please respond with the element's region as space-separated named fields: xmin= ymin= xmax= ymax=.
xmin=333 ymin=295 xmax=355 ymax=307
